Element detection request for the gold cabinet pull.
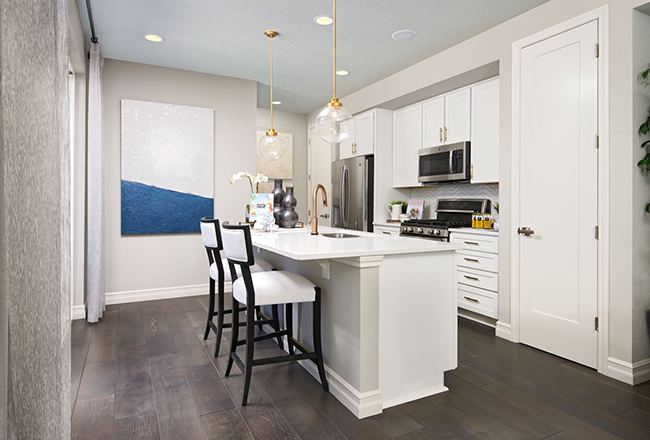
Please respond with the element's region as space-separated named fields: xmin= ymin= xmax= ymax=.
xmin=464 ymin=258 xmax=479 ymax=263
xmin=464 ymin=275 xmax=479 ymax=281
xmin=444 ymin=126 xmax=448 ymax=142
xmin=382 ymin=231 xmax=391 ymax=235
xmin=464 ymin=296 xmax=479 ymax=303
xmin=464 ymin=241 xmax=479 ymax=245
xmin=439 ymin=127 xmax=443 ymax=143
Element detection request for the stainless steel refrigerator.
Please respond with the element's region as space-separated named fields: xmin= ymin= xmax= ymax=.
xmin=331 ymin=155 xmax=374 ymax=232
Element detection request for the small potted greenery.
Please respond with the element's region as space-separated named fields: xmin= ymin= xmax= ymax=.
xmin=391 ymin=200 xmax=408 ymax=214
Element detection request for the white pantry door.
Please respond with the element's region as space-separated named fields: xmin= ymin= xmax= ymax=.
xmin=309 ymin=125 xmax=331 ymax=226
xmin=518 ymin=20 xmax=598 ymax=368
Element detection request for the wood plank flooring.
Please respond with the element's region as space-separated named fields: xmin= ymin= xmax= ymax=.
xmin=71 ymin=297 xmax=650 ymax=440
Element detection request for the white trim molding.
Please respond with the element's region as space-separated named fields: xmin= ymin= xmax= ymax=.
xmin=495 ymin=321 xmax=512 ymax=341
xmin=72 ymin=305 xmax=86 ymax=321
xmin=606 ymin=358 xmax=650 ymax=385
xmin=510 ymin=5 xmax=610 ymax=374
xmin=105 ymin=283 xmax=219 ymax=305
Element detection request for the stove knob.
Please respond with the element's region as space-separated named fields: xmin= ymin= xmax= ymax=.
xmin=407 ymin=227 xmax=414 ymax=233
xmin=417 ymin=228 xmax=424 ymax=234
xmin=434 ymin=229 xmax=441 ymax=235
xmin=427 ymin=229 xmax=434 ymax=235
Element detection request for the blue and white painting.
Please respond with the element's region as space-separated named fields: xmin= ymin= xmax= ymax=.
xmin=121 ymin=99 xmax=214 ymax=235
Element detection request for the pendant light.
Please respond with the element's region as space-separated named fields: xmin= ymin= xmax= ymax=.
xmin=316 ymin=0 xmax=353 ymax=144
xmin=258 ymin=30 xmax=286 ymax=160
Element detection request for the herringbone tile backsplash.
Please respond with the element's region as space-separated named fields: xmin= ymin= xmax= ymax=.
xmin=411 ymin=183 xmax=499 ymax=220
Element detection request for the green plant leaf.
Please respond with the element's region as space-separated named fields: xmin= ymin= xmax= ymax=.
xmin=644 ymin=69 xmax=650 ymax=79
xmin=642 ymin=140 xmax=650 ymax=148
xmin=639 ymin=158 xmax=650 ymax=166
xmin=641 ymin=124 xmax=649 ymax=135
xmin=646 ymin=202 xmax=650 ymax=214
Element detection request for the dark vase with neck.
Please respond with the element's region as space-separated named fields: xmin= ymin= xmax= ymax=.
xmin=280 ymin=187 xmax=299 ymax=228
xmin=272 ymin=180 xmax=285 ymax=225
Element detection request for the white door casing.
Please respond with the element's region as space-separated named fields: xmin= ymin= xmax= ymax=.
xmin=309 ymin=124 xmax=331 ymax=226
xmin=517 ymin=20 xmax=599 ymax=368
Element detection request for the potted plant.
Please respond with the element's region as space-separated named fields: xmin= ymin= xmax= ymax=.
xmin=229 ymin=171 xmax=269 ymax=222
xmin=391 ymin=200 xmax=408 ymax=214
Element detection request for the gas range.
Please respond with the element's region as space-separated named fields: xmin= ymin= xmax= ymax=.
xmin=400 ymin=198 xmax=490 ymax=241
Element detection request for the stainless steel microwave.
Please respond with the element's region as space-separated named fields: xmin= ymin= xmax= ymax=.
xmin=418 ymin=141 xmax=471 ymax=183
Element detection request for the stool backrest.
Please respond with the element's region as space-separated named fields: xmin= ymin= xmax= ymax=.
xmin=221 ymin=223 xmax=255 ymax=266
xmin=200 ymin=217 xmax=222 ymax=251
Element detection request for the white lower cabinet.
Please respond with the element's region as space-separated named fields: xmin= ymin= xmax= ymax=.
xmin=450 ymin=229 xmax=499 ymax=319
xmin=374 ymin=223 xmax=401 ymax=236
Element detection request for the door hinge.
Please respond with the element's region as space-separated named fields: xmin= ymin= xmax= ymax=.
xmin=595 ymin=225 xmax=599 ymax=239
xmin=308 ymin=174 xmax=311 ymax=181
xmin=596 ymin=134 xmax=599 ymax=149
xmin=595 ymin=43 xmax=600 ymax=58
xmin=595 ymin=317 xmax=599 ymax=331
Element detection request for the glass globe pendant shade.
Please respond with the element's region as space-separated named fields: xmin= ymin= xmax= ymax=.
xmin=258 ymin=132 xmax=286 ymax=160
xmin=316 ymin=104 xmax=354 ymax=144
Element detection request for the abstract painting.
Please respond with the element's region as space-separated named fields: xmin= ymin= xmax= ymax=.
xmin=121 ymin=99 xmax=214 ymax=234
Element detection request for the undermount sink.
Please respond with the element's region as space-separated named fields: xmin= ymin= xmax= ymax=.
xmin=321 ymin=233 xmax=361 ymax=239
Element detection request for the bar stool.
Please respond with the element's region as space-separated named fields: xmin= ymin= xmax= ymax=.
xmin=221 ymin=223 xmax=328 ymax=406
xmin=200 ymin=218 xmax=282 ymax=357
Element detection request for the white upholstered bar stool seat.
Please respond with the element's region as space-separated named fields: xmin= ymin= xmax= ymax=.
xmin=210 ymin=258 xmax=273 ymax=282
xmin=232 ymin=271 xmax=316 ymax=306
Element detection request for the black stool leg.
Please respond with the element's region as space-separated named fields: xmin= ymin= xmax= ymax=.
xmin=272 ymin=304 xmax=283 ymax=350
xmin=286 ymin=303 xmax=294 ymax=355
xmin=225 ymin=298 xmax=240 ymax=377
xmin=204 ymin=278 xmax=215 ymax=340
xmin=313 ymin=287 xmax=328 ymax=392
xmin=242 ymin=303 xmax=256 ymax=406
xmin=256 ymin=306 xmax=263 ymax=331
xmin=214 ymin=276 xmax=225 ymax=358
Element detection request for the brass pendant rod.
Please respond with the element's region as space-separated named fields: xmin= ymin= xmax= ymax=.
xmin=270 ymin=35 xmax=274 ymax=131
xmin=333 ymin=0 xmax=337 ymax=100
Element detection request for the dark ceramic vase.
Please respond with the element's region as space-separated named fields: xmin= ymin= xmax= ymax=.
xmin=280 ymin=187 xmax=299 ymax=228
xmin=272 ymin=180 xmax=285 ymax=225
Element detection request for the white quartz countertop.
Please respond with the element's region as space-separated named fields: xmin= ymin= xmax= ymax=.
xmin=251 ymin=226 xmax=464 ymax=261
xmin=448 ymin=227 xmax=500 ymax=237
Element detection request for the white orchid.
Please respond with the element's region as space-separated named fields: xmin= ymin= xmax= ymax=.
xmin=229 ymin=171 xmax=268 ymax=193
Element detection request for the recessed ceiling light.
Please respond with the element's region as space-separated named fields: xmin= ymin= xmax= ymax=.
xmin=144 ymin=34 xmax=164 ymax=43
xmin=391 ymin=30 xmax=418 ymax=42
xmin=313 ymin=16 xmax=333 ymax=26
xmin=336 ymin=70 xmax=349 ymax=76
xmin=272 ymin=101 xmax=281 ymax=105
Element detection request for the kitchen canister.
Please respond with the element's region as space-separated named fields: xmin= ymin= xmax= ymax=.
xmin=272 ymin=179 xmax=285 ymax=225
xmin=280 ymin=187 xmax=299 ymax=228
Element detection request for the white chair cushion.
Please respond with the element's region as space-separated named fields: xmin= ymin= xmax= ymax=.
xmin=209 ymin=258 xmax=273 ymax=282
xmin=232 ymin=271 xmax=316 ymax=306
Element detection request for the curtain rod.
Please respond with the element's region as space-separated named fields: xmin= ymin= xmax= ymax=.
xmin=85 ymin=0 xmax=98 ymax=44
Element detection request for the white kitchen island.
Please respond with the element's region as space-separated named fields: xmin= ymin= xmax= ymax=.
xmin=250 ymin=226 xmax=463 ymax=418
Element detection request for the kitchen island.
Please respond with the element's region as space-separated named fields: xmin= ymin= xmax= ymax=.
xmin=250 ymin=226 xmax=463 ymax=418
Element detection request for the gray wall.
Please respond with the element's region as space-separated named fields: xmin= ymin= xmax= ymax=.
xmin=632 ymin=9 xmax=650 ymax=363
xmin=256 ymin=108 xmax=309 ymax=220
xmin=310 ymin=0 xmax=649 ymax=366
xmin=1 ymin=0 xmax=72 ymax=437
xmin=103 ymin=59 xmax=257 ymax=294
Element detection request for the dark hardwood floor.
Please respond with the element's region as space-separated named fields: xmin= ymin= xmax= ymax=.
xmin=71 ymin=296 xmax=650 ymax=440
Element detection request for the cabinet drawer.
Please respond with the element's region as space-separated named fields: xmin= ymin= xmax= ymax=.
xmin=450 ymin=232 xmax=498 ymax=254
xmin=458 ymin=284 xmax=498 ymax=319
xmin=457 ymin=267 xmax=498 ymax=292
xmin=375 ymin=226 xmax=400 ymax=236
xmin=457 ymin=250 xmax=498 ymax=273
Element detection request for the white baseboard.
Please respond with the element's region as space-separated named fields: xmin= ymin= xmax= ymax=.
xmin=72 ymin=305 xmax=86 ymax=320
xmin=105 ymin=283 xmax=217 ymax=305
xmin=381 ymin=386 xmax=448 ymax=410
xmin=605 ymin=357 xmax=650 ymax=385
xmin=495 ymin=321 xmax=512 ymax=341
xmin=458 ymin=309 xmax=497 ymax=329
xmin=261 ymin=323 xmax=383 ymax=419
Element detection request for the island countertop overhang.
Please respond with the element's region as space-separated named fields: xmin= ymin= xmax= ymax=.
xmin=250 ymin=226 xmax=464 ymax=261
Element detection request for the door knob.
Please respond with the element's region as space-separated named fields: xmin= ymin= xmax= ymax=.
xmin=517 ymin=227 xmax=535 ymax=236
xmin=320 ymin=213 xmax=329 ymax=219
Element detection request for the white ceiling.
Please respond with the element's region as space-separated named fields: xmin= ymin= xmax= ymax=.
xmin=77 ymin=0 xmax=549 ymax=114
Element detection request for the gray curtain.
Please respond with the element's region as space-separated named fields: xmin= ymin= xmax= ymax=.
xmin=1 ymin=0 xmax=72 ymax=436
xmin=86 ymin=42 xmax=105 ymax=323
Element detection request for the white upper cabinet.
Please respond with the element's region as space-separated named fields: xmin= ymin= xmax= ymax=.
xmin=339 ymin=118 xmax=356 ymax=160
xmin=422 ymin=96 xmax=445 ymax=149
xmin=339 ymin=110 xmax=374 ymax=159
xmin=393 ymin=103 xmax=423 ymax=188
xmin=444 ymin=87 xmax=471 ymax=144
xmin=354 ymin=111 xmax=375 ymax=156
xmin=470 ymin=78 xmax=500 ymax=183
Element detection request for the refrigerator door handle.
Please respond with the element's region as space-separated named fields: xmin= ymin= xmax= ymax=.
xmin=340 ymin=165 xmax=346 ymax=228
xmin=344 ymin=166 xmax=350 ymax=228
